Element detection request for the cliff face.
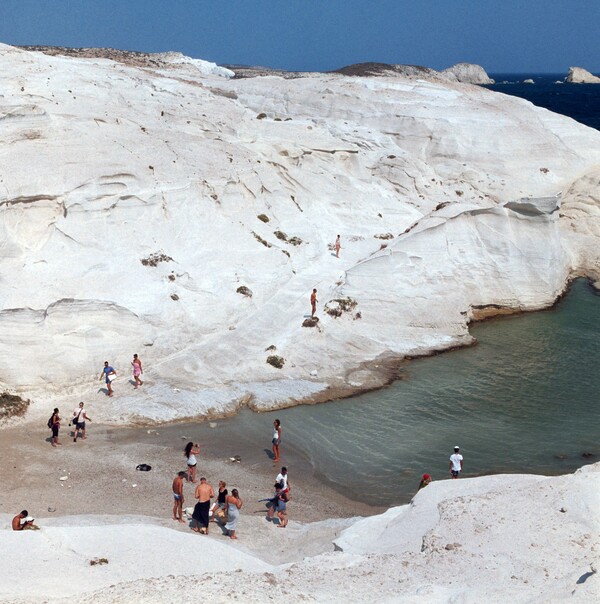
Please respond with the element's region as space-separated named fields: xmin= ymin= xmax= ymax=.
xmin=1 ymin=43 xmax=600 ymax=421
xmin=565 ymin=66 xmax=600 ymax=83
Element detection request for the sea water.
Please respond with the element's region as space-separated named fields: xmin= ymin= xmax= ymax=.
xmin=487 ymin=73 xmax=600 ymax=131
xmin=164 ymin=280 xmax=599 ymax=506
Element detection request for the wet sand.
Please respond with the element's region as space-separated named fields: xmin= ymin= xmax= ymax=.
xmin=0 ymin=418 xmax=383 ymax=526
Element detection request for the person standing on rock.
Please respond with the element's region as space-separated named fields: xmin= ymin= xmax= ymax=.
xmin=72 ymin=401 xmax=92 ymax=442
xmin=172 ymin=471 xmax=186 ymax=523
xmin=310 ymin=288 xmax=318 ymax=318
xmin=335 ymin=234 xmax=341 ymax=258
xmin=131 ymin=353 xmax=143 ymax=388
xmin=449 ymin=446 xmax=463 ymax=479
xmin=100 ymin=361 xmax=116 ymax=397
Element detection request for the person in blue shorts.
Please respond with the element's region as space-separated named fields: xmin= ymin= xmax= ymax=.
xmin=99 ymin=361 xmax=116 ymax=397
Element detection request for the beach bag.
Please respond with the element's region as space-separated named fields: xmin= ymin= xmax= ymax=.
xmin=108 ymin=373 xmax=117 ymax=382
xmin=215 ymin=507 xmax=227 ymax=523
xmin=136 ymin=464 xmax=152 ymax=471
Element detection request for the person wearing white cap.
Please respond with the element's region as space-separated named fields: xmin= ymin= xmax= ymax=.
xmin=449 ymin=446 xmax=463 ymax=479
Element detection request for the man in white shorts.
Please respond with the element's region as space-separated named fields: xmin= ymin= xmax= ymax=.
xmin=449 ymin=446 xmax=463 ymax=479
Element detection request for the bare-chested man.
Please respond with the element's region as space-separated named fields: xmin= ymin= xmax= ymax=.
xmin=192 ymin=477 xmax=215 ymax=534
xmin=12 ymin=510 xmax=34 ymax=531
xmin=310 ymin=288 xmax=318 ymax=318
xmin=172 ymin=471 xmax=186 ymax=523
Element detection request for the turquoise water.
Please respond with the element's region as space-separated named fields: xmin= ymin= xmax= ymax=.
xmin=167 ymin=279 xmax=599 ymax=506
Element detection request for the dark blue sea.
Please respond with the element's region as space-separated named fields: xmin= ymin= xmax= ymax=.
xmin=487 ymin=73 xmax=600 ymax=131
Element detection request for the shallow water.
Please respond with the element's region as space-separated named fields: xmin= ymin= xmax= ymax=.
xmin=160 ymin=280 xmax=599 ymax=507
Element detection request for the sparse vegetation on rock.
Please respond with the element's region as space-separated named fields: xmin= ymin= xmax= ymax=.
xmin=170 ymin=293 xmax=179 ymax=301
xmin=256 ymin=112 xmax=267 ymax=120
xmin=266 ymin=355 xmax=285 ymax=369
xmin=374 ymin=233 xmax=394 ymax=240
xmin=0 ymin=392 xmax=30 ymax=420
xmin=257 ymin=214 xmax=270 ymax=223
xmin=89 ymin=558 xmax=109 ymax=566
xmin=265 ymin=345 xmax=277 ymax=352
xmin=236 ymin=285 xmax=253 ymax=297
xmin=252 ymin=232 xmax=272 ymax=247
xmin=141 ymin=252 xmax=173 ymax=267
xmin=302 ymin=317 xmax=320 ymax=328
xmin=274 ymin=231 xmax=303 ymax=246
xmin=325 ymin=297 xmax=358 ymax=318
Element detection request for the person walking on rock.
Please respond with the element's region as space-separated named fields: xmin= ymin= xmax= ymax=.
xmin=100 ymin=361 xmax=116 ymax=397
xmin=131 ymin=353 xmax=143 ymax=388
xmin=310 ymin=288 xmax=318 ymax=318
xmin=449 ymin=446 xmax=463 ymax=479
xmin=335 ymin=234 xmax=341 ymax=258
xmin=72 ymin=401 xmax=92 ymax=442
xmin=172 ymin=471 xmax=186 ymax=523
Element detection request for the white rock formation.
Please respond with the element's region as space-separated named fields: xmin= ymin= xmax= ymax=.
xmin=523 ymin=78 xmax=535 ymax=84
xmin=1 ymin=43 xmax=600 ymax=422
xmin=1 ymin=463 xmax=598 ymax=602
xmin=565 ymin=66 xmax=600 ymax=84
xmin=442 ymin=62 xmax=494 ymax=84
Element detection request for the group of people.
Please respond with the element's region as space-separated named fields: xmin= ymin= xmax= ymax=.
xmin=47 ymin=354 xmax=144 ymax=446
xmin=178 ymin=443 xmax=243 ymax=539
xmin=99 ymin=353 xmax=143 ymax=398
xmin=265 ymin=466 xmax=291 ymax=528
xmin=418 ymin=446 xmax=465 ymax=491
xmin=47 ymin=402 xmax=92 ymax=447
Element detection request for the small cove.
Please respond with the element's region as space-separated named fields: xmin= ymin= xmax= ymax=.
xmin=154 ymin=279 xmax=600 ymax=507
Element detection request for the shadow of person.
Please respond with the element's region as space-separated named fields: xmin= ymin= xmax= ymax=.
xmin=97 ymin=387 xmax=109 ymax=396
xmin=264 ymin=448 xmax=275 ymax=460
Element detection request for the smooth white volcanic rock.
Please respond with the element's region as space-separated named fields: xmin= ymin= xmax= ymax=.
xmin=565 ymin=67 xmax=600 ymax=84
xmin=442 ymin=62 xmax=494 ymax=84
xmin=1 ymin=43 xmax=600 ymax=422
xmin=1 ymin=464 xmax=598 ymax=602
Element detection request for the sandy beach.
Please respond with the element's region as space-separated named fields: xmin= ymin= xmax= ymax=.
xmin=0 ymin=416 xmax=381 ymax=530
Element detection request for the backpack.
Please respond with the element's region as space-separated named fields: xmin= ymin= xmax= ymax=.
xmin=47 ymin=415 xmax=54 ymax=429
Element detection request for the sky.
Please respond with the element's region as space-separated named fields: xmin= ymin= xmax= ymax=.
xmin=0 ymin=1 xmax=598 ymax=74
